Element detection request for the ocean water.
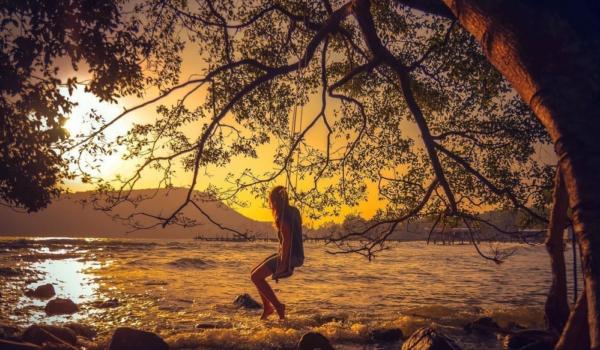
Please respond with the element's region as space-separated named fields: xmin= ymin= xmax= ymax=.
xmin=0 ymin=238 xmax=582 ymax=349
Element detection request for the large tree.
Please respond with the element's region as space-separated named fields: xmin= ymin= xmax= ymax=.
xmin=4 ymin=0 xmax=598 ymax=347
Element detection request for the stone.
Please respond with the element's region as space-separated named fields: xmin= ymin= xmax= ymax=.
xmin=108 ymin=327 xmax=169 ymax=350
xmin=0 ymin=323 xmax=22 ymax=340
xmin=233 ymin=293 xmax=261 ymax=309
xmin=297 ymin=332 xmax=334 ymax=350
xmin=463 ymin=317 xmax=501 ymax=335
xmin=368 ymin=328 xmax=403 ymax=343
xmin=26 ymin=284 xmax=55 ymax=299
xmin=22 ymin=325 xmax=77 ymax=346
xmin=401 ymin=327 xmax=462 ymax=350
xmin=63 ymin=322 xmax=96 ymax=339
xmin=502 ymin=330 xmax=555 ymax=350
xmin=44 ymin=298 xmax=78 ymax=315
xmin=0 ymin=267 xmax=21 ymax=277
xmin=93 ymin=298 xmax=119 ymax=308
xmin=0 ymin=339 xmax=41 ymax=350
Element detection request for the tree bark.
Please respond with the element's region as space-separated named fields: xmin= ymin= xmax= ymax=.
xmin=545 ymin=167 xmax=570 ymax=333
xmin=438 ymin=0 xmax=600 ymax=347
xmin=555 ymin=291 xmax=590 ymax=350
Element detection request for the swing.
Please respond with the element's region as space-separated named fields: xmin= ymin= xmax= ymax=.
xmin=272 ymin=61 xmax=305 ymax=282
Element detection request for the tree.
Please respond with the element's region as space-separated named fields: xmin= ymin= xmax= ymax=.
xmin=0 ymin=0 xmax=176 ymax=211
xmin=6 ymin=0 xmax=597 ymax=347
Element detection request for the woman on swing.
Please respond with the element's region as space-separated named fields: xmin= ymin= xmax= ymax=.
xmin=251 ymin=186 xmax=304 ymax=320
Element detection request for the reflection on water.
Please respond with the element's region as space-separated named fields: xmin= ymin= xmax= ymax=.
xmin=0 ymin=238 xmax=584 ymax=350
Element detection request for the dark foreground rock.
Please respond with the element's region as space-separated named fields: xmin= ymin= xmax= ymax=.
xmin=233 ymin=293 xmax=261 ymax=309
xmin=25 ymin=284 xmax=55 ymax=299
xmin=44 ymin=298 xmax=78 ymax=315
xmin=401 ymin=327 xmax=461 ymax=350
xmin=502 ymin=330 xmax=555 ymax=350
xmin=368 ymin=328 xmax=404 ymax=343
xmin=0 ymin=339 xmax=41 ymax=350
xmin=297 ymin=332 xmax=334 ymax=350
xmin=1 ymin=323 xmax=22 ymax=340
xmin=463 ymin=317 xmax=502 ymax=335
xmin=22 ymin=324 xmax=78 ymax=346
xmin=108 ymin=327 xmax=169 ymax=350
xmin=63 ymin=322 xmax=96 ymax=339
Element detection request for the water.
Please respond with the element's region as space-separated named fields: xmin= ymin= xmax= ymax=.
xmin=0 ymin=238 xmax=583 ymax=349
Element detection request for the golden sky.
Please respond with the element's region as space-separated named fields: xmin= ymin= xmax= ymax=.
xmin=61 ymin=43 xmax=389 ymax=227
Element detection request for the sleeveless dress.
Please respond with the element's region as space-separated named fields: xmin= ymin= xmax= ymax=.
xmin=262 ymin=205 xmax=304 ymax=277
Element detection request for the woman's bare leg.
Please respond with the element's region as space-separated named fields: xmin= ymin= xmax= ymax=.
xmin=251 ymin=263 xmax=285 ymax=319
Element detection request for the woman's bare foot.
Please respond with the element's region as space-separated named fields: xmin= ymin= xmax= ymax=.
xmin=260 ymin=304 xmax=275 ymax=320
xmin=274 ymin=303 xmax=285 ymax=320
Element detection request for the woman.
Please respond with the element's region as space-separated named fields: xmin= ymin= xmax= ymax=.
xmin=251 ymin=186 xmax=304 ymax=320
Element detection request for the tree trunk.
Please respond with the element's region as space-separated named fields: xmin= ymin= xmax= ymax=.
xmin=545 ymin=168 xmax=570 ymax=333
xmin=438 ymin=0 xmax=600 ymax=347
xmin=556 ymin=291 xmax=590 ymax=350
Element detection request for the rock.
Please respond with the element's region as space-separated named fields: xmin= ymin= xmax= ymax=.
xmin=0 ymin=267 xmax=21 ymax=277
xmin=401 ymin=327 xmax=461 ymax=350
xmin=463 ymin=317 xmax=501 ymax=335
xmin=44 ymin=298 xmax=78 ymax=315
xmin=297 ymin=332 xmax=334 ymax=350
xmin=195 ymin=321 xmax=231 ymax=329
xmin=0 ymin=339 xmax=41 ymax=350
xmin=22 ymin=325 xmax=77 ymax=346
xmin=0 ymin=323 xmax=22 ymax=340
xmin=502 ymin=330 xmax=555 ymax=350
xmin=63 ymin=322 xmax=96 ymax=339
xmin=108 ymin=327 xmax=169 ymax=350
xmin=25 ymin=284 xmax=55 ymax=299
xmin=233 ymin=293 xmax=261 ymax=309
xmin=93 ymin=298 xmax=119 ymax=308
xmin=368 ymin=328 xmax=404 ymax=343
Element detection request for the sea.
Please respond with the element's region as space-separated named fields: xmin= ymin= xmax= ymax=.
xmin=0 ymin=237 xmax=582 ymax=349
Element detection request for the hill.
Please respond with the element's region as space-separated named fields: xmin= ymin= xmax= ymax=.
xmin=0 ymin=188 xmax=275 ymax=239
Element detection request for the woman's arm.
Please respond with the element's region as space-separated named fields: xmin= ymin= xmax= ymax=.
xmin=275 ymin=221 xmax=292 ymax=275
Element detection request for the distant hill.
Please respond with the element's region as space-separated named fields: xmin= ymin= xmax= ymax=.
xmin=0 ymin=188 xmax=275 ymax=239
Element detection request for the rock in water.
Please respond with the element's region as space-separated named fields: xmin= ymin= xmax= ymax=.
xmin=63 ymin=322 xmax=97 ymax=339
xmin=297 ymin=332 xmax=334 ymax=350
xmin=401 ymin=327 xmax=461 ymax=350
xmin=463 ymin=317 xmax=501 ymax=335
xmin=369 ymin=328 xmax=404 ymax=343
xmin=0 ymin=267 xmax=21 ymax=277
xmin=108 ymin=327 xmax=169 ymax=350
xmin=233 ymin=293 xmax=261 ymax=309
xmin=44 ymin=298 xmax=78 ymax=315
xmin=93 ymin=298 xmax=120 ymax=308
xmin=25 ymin=284 xmax=55 ymax=299
xmin=0 ymin=323 xmax=22 ymax=340
xmin=502 ymin=330 xmax=556 ymax=350
xmin=0 ymin=339 xmax=42 ymax=350
xmin=22 ymin=325 xmax=77 ymax=346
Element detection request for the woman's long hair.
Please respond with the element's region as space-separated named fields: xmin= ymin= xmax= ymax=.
xmin=269 ymin=186 xmax=290 ymax=228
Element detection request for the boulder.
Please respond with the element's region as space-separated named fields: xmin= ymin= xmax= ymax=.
xmin=502 ymin=330 xmax=555 ymax=350
xmin=0 ymin=323 xmax=22 ymax=340
xmin=63 ymin=322 xmax=96 ymax=339
xmin=25 ymin=284 xmax=55 ymax=299
xmin=22 ymin=325 xmax=77 ymax=346
xmin=44 ymin=298 xmax=78 ymax=315
xmin=401 ymin=327 xmax=461 ymax=350
xmin=233 ymin=293 xmax=261 ymax=309
xmin=108 ymin=327 xmax=169 ymax=350
xmin=368 ymin=328 xmax=404 ymax=343
xmin=0 ymin=267 xmax=21 ymax=277
xmin=93 ymin=298 xmax=119 ymax=308
xmin=0 ymin=339 xmax=41 ymax=350
xmin=463 ymin=317 xmax=502 ymax=335
xmin=297 ymin=332 xmax=334 ymax=350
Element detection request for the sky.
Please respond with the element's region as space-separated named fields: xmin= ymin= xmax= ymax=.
xmin=60 ymin=42 xmax=389 ymax=227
